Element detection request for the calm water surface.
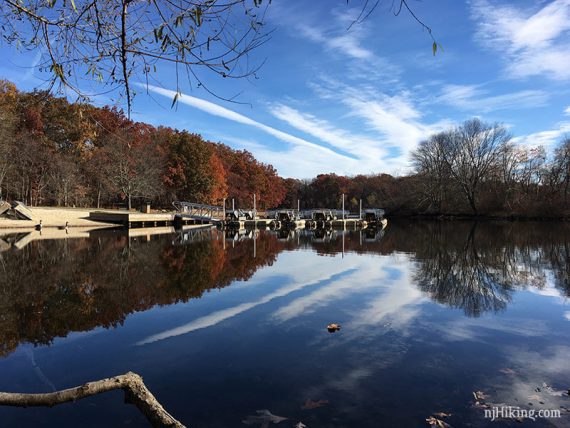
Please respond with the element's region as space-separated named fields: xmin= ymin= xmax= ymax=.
xmin=0 ymin=221 xmax=569 ymax=427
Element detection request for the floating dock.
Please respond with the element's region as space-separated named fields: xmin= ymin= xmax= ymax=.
xmin=88 ymin=211 xmax=210 ymax=228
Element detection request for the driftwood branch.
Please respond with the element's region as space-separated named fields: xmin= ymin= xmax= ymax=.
xmin=0 ymin=372 xmax=185 ymax=428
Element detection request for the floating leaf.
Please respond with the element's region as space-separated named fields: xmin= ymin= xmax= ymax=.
xmin=327 ymin=323 xmax=341 ymax=333
xmin=473 ymin=391 xmax=488 ymax=401
xmin=499 ymin=368 xmax=516 ymax=375
xmin=295 ymin=423 xmax=307 ymax=428
xmin=432 ymin=41 xmax=437 ymax=56
xmin=426 ymin=416 xmax=452 ymax=427
xmin=433 ymin=412 xmax=451 ymax=418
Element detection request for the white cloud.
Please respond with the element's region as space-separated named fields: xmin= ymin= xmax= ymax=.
xmin=437 ymin=84 xmax=549 ymax=112
xmin=308 ymin=78 xmax=453 ymax=169
xmin=269 ymin=104 xmax=388 ymax=160
xmin=472 ymin=0 xmax=570 ymax=80
xmin=513 ymin=121 xmax=570 ymax=148
xmin=565 ymin=106 xmax=570 ymax=116
xmin=290 ymin=6 xmax=375 ymax=63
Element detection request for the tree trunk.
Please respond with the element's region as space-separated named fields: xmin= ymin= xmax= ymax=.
xmin=0 ymin=372 xmax=185 ymax=428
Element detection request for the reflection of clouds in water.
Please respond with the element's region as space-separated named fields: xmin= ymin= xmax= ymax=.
xmin=274 ymin=254 xmax=425 ymax=400
xmin=137 ymin=251 xmax=358 ymax=345
xmin=431 ymin=318 xmax=550 ymax=342
xmin=505 ymin=345 xmax=570 ymax=377
xmin=351 ymin=259 xmax=425 ymax=330
xmin=526 ymin=277 xmax=567 ymax=299
xmin=476 ymin=346 xmax=570 ymax=427
xmin=136 ymin=271 xmax=343 ymax=345
xmin=272 ymin=254 xmax=424 ymax=331
xmin=565 ymin=311 xmax=570 ymax=321
xmin=327 ymin=367 xmax=373 ymax=393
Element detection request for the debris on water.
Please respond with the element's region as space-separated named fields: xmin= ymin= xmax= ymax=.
xmin=433 ymin=412 xmax=452 ymax=418
xmin=473 ymin=391 xmax=488 ymax=401
xmin=499 ymin=368 xmax=516 ymax=375
xmin=327 ymin=323 xmax=341 ymax=333
xmin=242 ymin=409 xmax=288 ymax=427
xmin=426 ymin=416 xmax=452 ymax=427
xmin=472 ymin=391 xmax=493 ymax=409
xmin=302 ymin=399 xmax=329 ymax=410
xmin=541 ymin=383 xmax=566 ymax=396
xmin=295 ymin=423 xmax=307 ymax=428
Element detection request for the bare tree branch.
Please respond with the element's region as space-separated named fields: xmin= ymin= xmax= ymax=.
xmin=0 ymin=372 xmax=185 ymax=428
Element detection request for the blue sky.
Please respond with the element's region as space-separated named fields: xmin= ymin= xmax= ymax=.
xmin=2 ymin=0 xmax=570 ymax=178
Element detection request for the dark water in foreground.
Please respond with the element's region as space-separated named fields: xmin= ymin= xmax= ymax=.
xmin=0 ymin=221 xmax=569 ymax=427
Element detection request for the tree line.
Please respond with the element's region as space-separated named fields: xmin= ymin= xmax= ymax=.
xmin=1 ymin=81 xmax=569 ymax=217
xmin=0 ymin=80 xmax=285 ymax=210
xmin=282 ymin=120 xmax=570 ymax=218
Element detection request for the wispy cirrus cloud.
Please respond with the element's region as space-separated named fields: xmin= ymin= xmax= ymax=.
xmin=309 ymin=77 xmax=453 ymax=162
xmin=297 ymin=20 xmax=374 ymax=61
xmin=141 ymin=80 xmax=453 ymax=177
xmin=512 ymin=121 xmax=570 ymax=148
xmin=471 ymin=0 xmax=570 ymax=80
xmin=436 ymin=84 xmax=549 ymax=112
xmin=140 ymin=83 xmax=352 ymax=160
xmin=271 ymin=3 xmax=401 ymax=83
xmin=269 ymin=104 xmax=386 ymax=160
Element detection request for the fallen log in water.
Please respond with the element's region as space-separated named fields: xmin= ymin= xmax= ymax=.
xmin=0 ymin=371 xmax=185 ymax=428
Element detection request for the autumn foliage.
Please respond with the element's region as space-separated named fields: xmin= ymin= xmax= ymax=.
xmin=0 ymin=81 xmax=285 ymax=210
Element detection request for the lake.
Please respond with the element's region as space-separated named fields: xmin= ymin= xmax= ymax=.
xmin=0 ymin=221 xmax=569 ymax=427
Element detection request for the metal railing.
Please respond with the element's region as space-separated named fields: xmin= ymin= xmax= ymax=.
xmin=172 ymin=201 xmax=225 ymax=220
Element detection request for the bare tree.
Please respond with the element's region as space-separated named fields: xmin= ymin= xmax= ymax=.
xmin=552 ymin=136 xmax=570 ymax=205
xmin=412 ymin=119 xmax=512 ymax=215
xmin=101 ymin=128 xmax=164 ymax=210
xmin=412 ymin=131 xmax=451 ymax=213
xmin=443 ymin=119 xmax=511 ymax=215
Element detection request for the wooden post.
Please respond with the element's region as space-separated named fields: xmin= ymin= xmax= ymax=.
xmin=342 ymin=194 xmax=345 ymax=220
xmin=222 ymin=197 xmax=226 ymax=221
xmin=359 ymin=199 xmax=362 ymax=220
xmin=253 ymin=193 xmax=256 ymax=219
xmin=342 ymin=229 xmax=345 ymax=258
xmin=232 ymin=198 xmax=235 ymax=212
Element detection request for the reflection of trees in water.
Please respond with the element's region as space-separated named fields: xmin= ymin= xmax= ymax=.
xmin=0 ymin=222 xmax=569 ymax=356
xmin=414 ymin=223 xmax=513 ymax=317
xmin=412 ymin=221 xmax=570 ymax=317
xmin=0 ymin=230 xmax=284 ymax=357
